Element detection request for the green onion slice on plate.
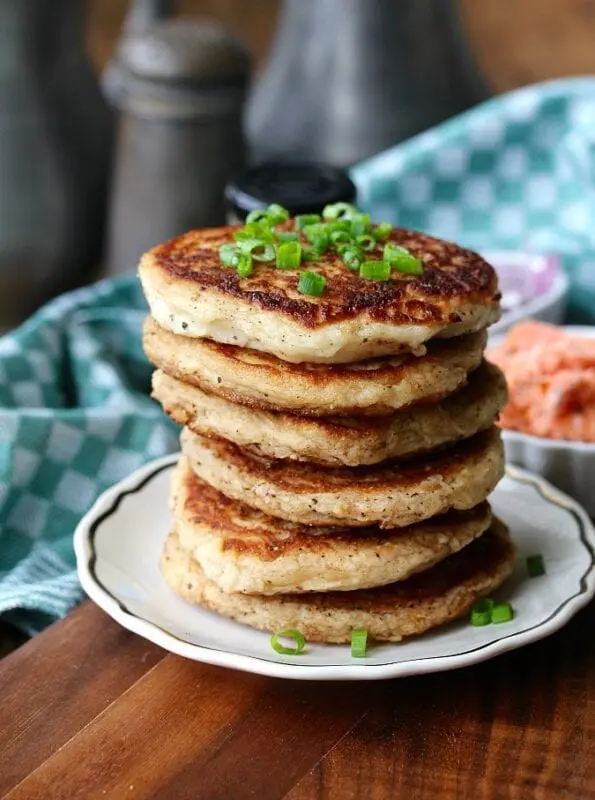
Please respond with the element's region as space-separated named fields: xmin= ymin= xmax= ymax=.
xmin=526 ymin=554 xmax=546 ymax=577
xmin=351 ymin=629 xmax=368 ymax=658
xmin=491 ymin=602 xmax=514 ymax=624
xmin=470 ymin=598 xmax=494 ymax=627
xmin=270 ymin=629 xmax=306 ymax=655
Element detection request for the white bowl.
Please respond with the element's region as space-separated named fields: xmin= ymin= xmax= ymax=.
xmin=483 ymin=251 xmax=569 ymax=337
xmin=490 ymin=325 xmax=595 ymax=516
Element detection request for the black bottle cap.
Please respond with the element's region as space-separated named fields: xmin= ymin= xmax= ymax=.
xmin=225 ymin=162 xmax=357 ymax=220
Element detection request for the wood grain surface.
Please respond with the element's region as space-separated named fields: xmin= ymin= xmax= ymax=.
xmin=88 ymin=0 xmax=595 ymax=91
xmin=0 ymin=599 xmax=593 ymax=800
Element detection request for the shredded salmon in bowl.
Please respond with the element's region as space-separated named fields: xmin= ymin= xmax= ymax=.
xmin=488 ymin=321 xmax=595 ymax=443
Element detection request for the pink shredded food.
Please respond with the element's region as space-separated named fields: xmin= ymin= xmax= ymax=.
xmin=488 ymin=321 xmax=595 ymax=443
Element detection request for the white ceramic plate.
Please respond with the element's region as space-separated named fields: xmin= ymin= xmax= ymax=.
xmin=489 ymin=326 xmax=595 ymax=517
xmin=74 ymin=456 xmax=595 ymax=681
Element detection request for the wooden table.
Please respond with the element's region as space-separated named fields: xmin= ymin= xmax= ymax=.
xmin=0 ymin=601 xmax=593 ymax=799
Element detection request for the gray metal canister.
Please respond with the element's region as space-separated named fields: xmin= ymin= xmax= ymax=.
xmin=105 ymin=19 xmax=250 ymax=275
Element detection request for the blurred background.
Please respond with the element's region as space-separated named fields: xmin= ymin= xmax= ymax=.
xmin=88 ymin=0 xmax=595 ymax=90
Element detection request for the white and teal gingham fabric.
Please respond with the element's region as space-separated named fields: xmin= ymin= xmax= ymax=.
xmin=353 ymin=76 xmax=595 ymax=323
xmin=2 ymin=76 xmax=595 ymax=635
xmin=0 ymin=277 xmax=178 ymax=634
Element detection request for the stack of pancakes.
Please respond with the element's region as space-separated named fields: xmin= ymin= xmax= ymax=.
xmin=139 ymin=222 xmax=515 ymax=644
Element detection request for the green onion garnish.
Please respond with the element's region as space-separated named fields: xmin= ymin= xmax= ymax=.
xmin=236 ymin=252 xmax=253 ymax=278
xmin=302 ymin=223 xmax=330 ymax=252
xmin=303 ymin=247 xmax=324 ymax=261
xmin=373 ymin=222 xmax=393 ymax=240
xmin=322 ymin=202 xmax=357 ymax=221
xmin=276 ymin=231 xmax=299 ymax=243
xmin=356 ymin=234 xmax=376 ymax=251
xmin=340 ymin=247 xmax=363 ymax=272
xmin=351 ymin=629 xmax=368 ymax=658
xmin=526 ymin=554 xmax=546 ymax=577
xmin=297 ymin=270 xmax=326 ymax=296
xmin=234 ymin=222 xmax=274 ymax=244
xmin=237 ymin=237 xmax=275 ymax=262
xmin=360 ymin=260 xmax=391 ymax=281
xmin=384 ymin=243 xmax=423 ymax=275
xmin=276 ymin=241 xmax=302 ymax=269
xmin=245 ymin=208 xmax=270 ymax=225
xmin=296 ymin=213 xmax=321 ymax=229
xmin=491 ymin=602 xmax=514 ymax=624
xmin=470 ymin=598 xmax=494 ymax=627
xmin=270 ymin=628 xmax=306 ymax=655
xmin=330 ymin=230 xmax=353 ymax=247
xmin=266 ymin=203 xmax=289 ymax=225
xmin=349 ymin=213 xmax=371 ymax=238
xmin=219 ymin=243 xmax=240 ymax=268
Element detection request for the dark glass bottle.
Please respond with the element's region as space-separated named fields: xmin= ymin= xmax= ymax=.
xmin=225 ymin=163 xmax=357 ymax=223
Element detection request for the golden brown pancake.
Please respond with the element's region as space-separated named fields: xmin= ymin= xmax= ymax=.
xmin=171 ymin=456 xmax=493 ymax=594
xmin=160 ymin=519 xmax=515 ymax=643
xmin=144 ymin=316 xmax=487 ymax=417
xmin=153 ymin=361 xmax=507 ymax=466
xmin=139 ymin=223 xmax=500 ymax=363
xmin=181 ymin=426 xmax=504 ymax=529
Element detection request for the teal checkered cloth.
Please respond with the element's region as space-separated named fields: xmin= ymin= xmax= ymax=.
xmin=353 ymin=76 xmax=595 ymax=323
xmin=0 ymin=278 xmax=178 ymax=634
xmin=2 ymin=76 xmax=595 ymax=634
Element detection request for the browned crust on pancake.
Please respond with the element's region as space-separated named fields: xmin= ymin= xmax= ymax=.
xmin=184 ymin=427 xmax=500 ymax=495
xmin=144 ymin=223 xmax=500 ymax=329
xmin=143 ymin=315 xmax=487 ymax=416
xmin=161 ymin=520 xmax=516 ymax=641
xmin=176 ymin=462 xmax=492 ymax=562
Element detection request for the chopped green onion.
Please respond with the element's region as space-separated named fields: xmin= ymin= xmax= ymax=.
xmin=245 ymin=209 xmax=270 ymax=225
xmin=234 ymin=222 xmax=274 ymax=244
xmin=219 ymin=243 xmax=240 ymax=268
xmin=356 ymin=234 xmax=376 ymax=251
xmin=526 ymin=554 xmax=546 ymax=578
xmin=322 ymin=202 xmax=357 ymax=221
xmin=276 ymin=241 xmax=302 ymax=269
xmin=472 ymin=598 xmax=495 ymax=613
xmin=328 ymin=219 xmax=352 ymax=233
xmin=266 ymin=203 xmax=289 ymax=225
xmin=351 ymin=629 xmax=368 ymax=658
xmin=276 ymin=231 xmax=299 ymax=243
xmin=340 ymin=247 xmax=363 ymax=272
xmin=303 ymin=223 xmax=330 ymax=251
xmin=303 ymin=247 xmax=324 ymax=261
xmin=297 ymin=270 xmax=326 ymax=296
xmin=360 ymin=260 xmax=391 ymax=281
xmin=296 ymin=213 xmax=321 ymax=229
xmin=270 ymin=628 xmax=306 ymax=655
xmin=470 ymin=609 xmax=491 ymax=626
xmin=491 ymin=602 xmax=514 ymax=624
xmin=236 ymin=252 xmax=253 ymax=278
xmin=384 ymin=243 xmax=423 ymax=275
xmin=349 ymin=213 xmax=371 ymax=238
xmin=237 ymin=237 xmax=275 ymax=262
xmin=470 ymin=599 xmax=494 ymax=627
xmin=330 ymin=230 xmax=353 ymax=246
xmin=373 ymin=222 xmax=393 ymax=240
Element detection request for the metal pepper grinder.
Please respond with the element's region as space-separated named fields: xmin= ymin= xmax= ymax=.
xmin=104 ymin=19 xmax=250 ymax=275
